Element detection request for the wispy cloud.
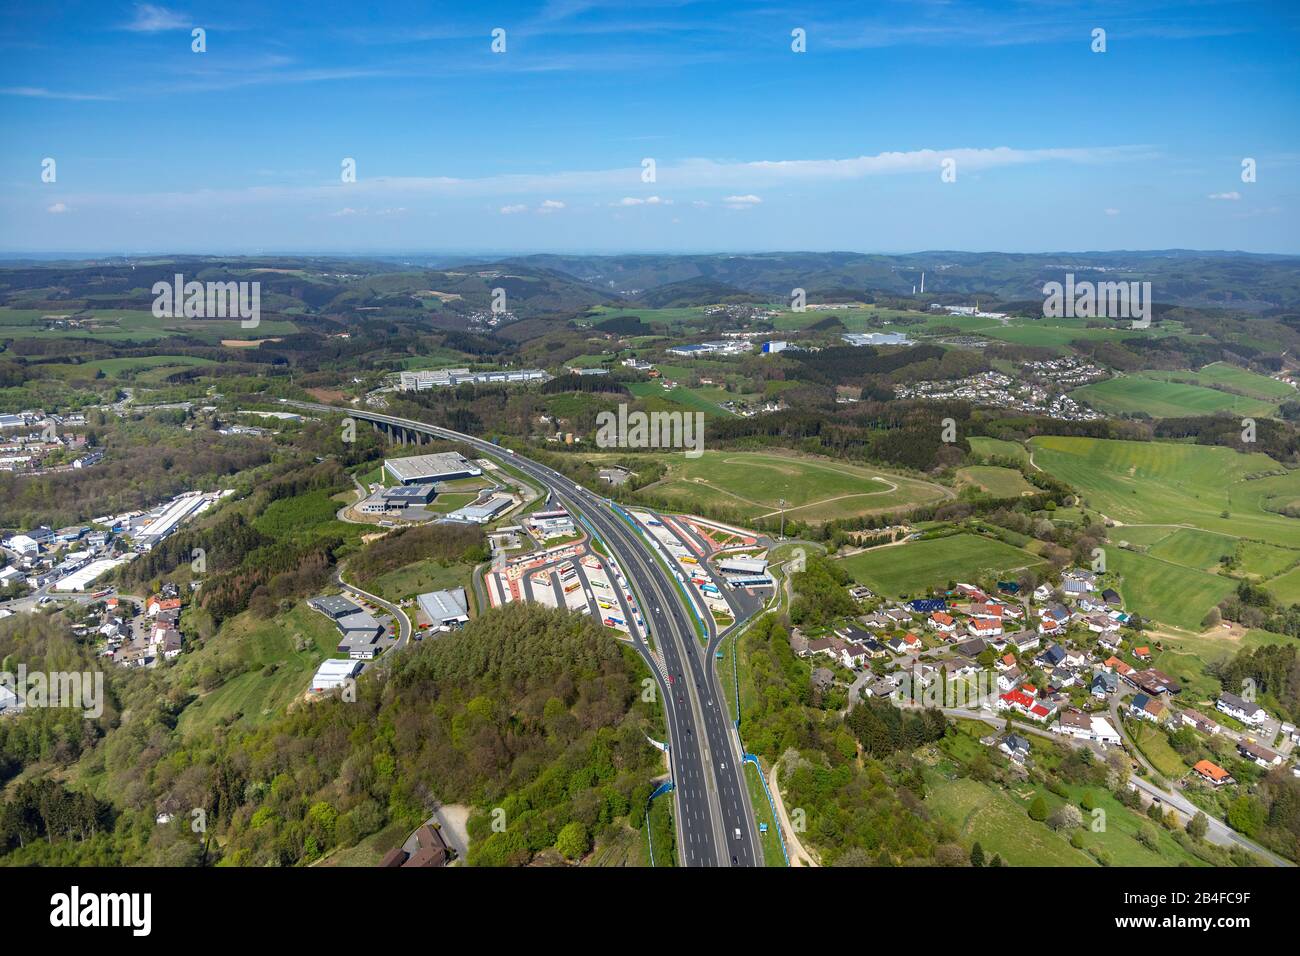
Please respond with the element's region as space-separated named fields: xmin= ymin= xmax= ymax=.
xmin=1208 ymin=191 xmax=1242 ymax=201
xmin=35 ymin=145 xmax=1153 ymax=217
xmin=123 ymin=4 xmax=190 ymax=33
xmin=1 ymin=86 xmax=115 ymax=101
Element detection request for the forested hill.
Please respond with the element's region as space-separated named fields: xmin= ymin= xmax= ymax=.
xmin=0 ymin=603 xmax=667 ymax=867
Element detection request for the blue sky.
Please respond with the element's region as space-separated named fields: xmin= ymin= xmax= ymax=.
xmin=1 ymin=0 xmax=1297 ymax=255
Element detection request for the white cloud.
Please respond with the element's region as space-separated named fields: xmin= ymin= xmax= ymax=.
xmin=330 ymin=207 xmax=360 ymax=217
xmin=0 ymin=87 xmax=115 ymax=101
xmin=41 ymin=145 xmax=1151 ymax=221
xmin=723 ymin=194 xmax=762 ymax=209
xmin=124 ymin=4 xmax=189 ymax=32
xmin=611 ymin=195 xmax=670 ymax=206
xmin=538 ymin=199 xmax=566 ymax=213
xmin=47 ymin=202 xmax=69 ymax=214
xmin=1104 ymin=208 xmax=1120 ymax=216
xmin=1208 ymin=191 xmax=1241 ymax=201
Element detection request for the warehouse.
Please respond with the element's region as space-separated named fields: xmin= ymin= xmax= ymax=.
xmin=717 ymin=556 xmax=768 ymax=576
xmin=448 ymin=494 xmax=512 ymax=524
xmin=311 ymin=658 xmax=362 ymax=692
xmin=417 ymin=587 xmax=470 ymax=631
xmin=384 ymin=452 xmax=482 ymax=485
xmin=308 ymin=594 xmax=362 ymax=620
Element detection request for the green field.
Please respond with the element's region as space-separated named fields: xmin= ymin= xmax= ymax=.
xmin=956 ymin=465 xmax=1034 ymax=497
xmin=979 ymin=317 xmax=1194 ymax=354
xmin=175 ymin=603 xmax=343 ymax=737
xmin=1148 ymin=363 xmax=1296 ymax=402
xmin=1071 ymin=373 xmax=1277 ymax=418
xmin=363 ymin=558 xmax=470 ymax=604
xmin=1108 ymin=548 xmax=1236 ymax=630
xmin=1147 ymin=528 xmax=1237 ymax=570
xmin=1030 ymin=435 xmax=1300 ymax=549
xmin=628 ymin=380 xmax=730 ymax=417
xmin=37 ymin=354 xmax=219 ymax=382
xmin=1264 ymin=564 xmax=1300 ymax=604
xmin=1126 ymin=720 xmax=1189 ymax=779
xmin=926 ymin=776 xmax=1202 ymax=867
xmin=642 ymin=450 xmax=949 ymax=523
xmin=836 ymin=533 xmax=1044 ymax=597
xmin=0 ymin=307 xmax=298 ymax=343
xmin=968 ymin=436 xmax=1031 ymax=465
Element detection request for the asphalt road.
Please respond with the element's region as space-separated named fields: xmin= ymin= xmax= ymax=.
xmin=285 ymin=400 xmax=759 ymax=867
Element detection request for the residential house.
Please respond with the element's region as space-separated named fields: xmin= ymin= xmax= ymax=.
xmin=999 ymin=734 xmax=1031 ymax=764
xmin=997 ymin=667 xmax=1025 ymax=693
xmin=1061 ymin=569 xmax=1098 ymax=595
xmin=1130 ymin=693 xmax=1167 ymax=724
xmin=1237 ymin=740 xmax=1282 ymax=769
xmin=1180 ymin=708 xmax=1222 ymax=736
xmin=1192 ymin=760 xmax=1234 ymax=787
xmin=1008 ymin=630 xmax=1041 ymax=653
xmin=1090 ymin=671 xmax=1119 ymax=699
xmin=928 ymin=611 xmax=957 ymax=634
xmin=1217 ymin=692 xmax=1266 ymax=727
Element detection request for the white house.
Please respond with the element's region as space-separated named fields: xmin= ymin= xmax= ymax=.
xmin=1217 ymin=692 xmax=1266 ymax=727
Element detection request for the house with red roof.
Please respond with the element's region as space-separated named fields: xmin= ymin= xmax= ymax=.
xmin=928 ymin=611 xmax=956 ymax=634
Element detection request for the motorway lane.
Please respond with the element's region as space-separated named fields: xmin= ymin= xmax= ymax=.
xmin=288 ymin=401 xmax=757 ymax=867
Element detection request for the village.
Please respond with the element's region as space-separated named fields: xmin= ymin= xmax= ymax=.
xmin=791 ymin=563 xmax=1299 ymax=822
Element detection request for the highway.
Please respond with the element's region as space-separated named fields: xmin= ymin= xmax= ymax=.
xmin=284 ymin=400 xmax=760 ymax=867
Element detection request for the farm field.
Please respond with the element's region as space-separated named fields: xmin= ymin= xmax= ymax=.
xmin=978 ymin=318 xmax=1194 ymax=354
xmin=1029 ymin=435 xmax=1300 ymax=549
xmin=1263 ymin=564 xmax=1300 ymax=604
xmin=968 ymin=436 xmax=1030 ymax=465
xmin=955 ymin=465 xmax=1034 ymax=497
xmin=1145 ymin=363 xmax=1297 ymax=402
xmin=174 ymin=603 xmax=342 ymax=737
xmin=627 ymin=380 xmax=730 ymax=417
xmin=36 ymin=354 xmax=218 ymax=382
xmin=924 ymin=778 xmax=1084 ymax=866
xmin=1070 ymin=373 xmax=1277 ymax=418
xmin=770 ymin=303 xmax=926 ymax=332
xmin=836 ymin=532 xmax=1044 ymax=597
xmin=1237 ymin=540 xmax=1300 ymax=580
xmin=1147 ymin=528 xmax=1237 ymax=570
xmin=1107 ymin=548 xmax=1236 ymax=630
xmin=0 ymin=306 xmax=299 ymax=343
xmin=640 ymin=450 xmax=949 ymax=523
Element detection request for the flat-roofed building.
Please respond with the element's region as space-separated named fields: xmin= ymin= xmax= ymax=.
xmin=384 ymin=452 xmax=482 ymax=485
xmin=309 ymin=594 xmax=362 ymax=620
xmin=417 ymin=588 xmax=470 ymax=631
xmin=718 ymin=556 xmax=768 ymax=576
xmin=311 ymin=658 xmax=362 ymax=692
xmin=449 ymin=495 xmax=512 ymax=524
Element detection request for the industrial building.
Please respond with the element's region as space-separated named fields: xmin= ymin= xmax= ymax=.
xmin=398 ymin=368 xmax=549 ymax=390
xmin=311 ymin=658 xmax=362 ymax=692
xmin=718 ymin=556 xmax=768 ymax=576
xmin=448 ymin=494 xmax=513 ymax=524
xmin=528 ymin=509 xmax=575 ymax=538
xmin=417 ymin=588 xmax=470 ymax=631
xmin=309 ymin=594 xmax=362 ymax=620
xmin=842 ymin=332 xmax=913 ymax=347
xmin=384 ymin=452 xmax=482 ymax=485
xmin=357 ymin=483 xmax=438 ymax=514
